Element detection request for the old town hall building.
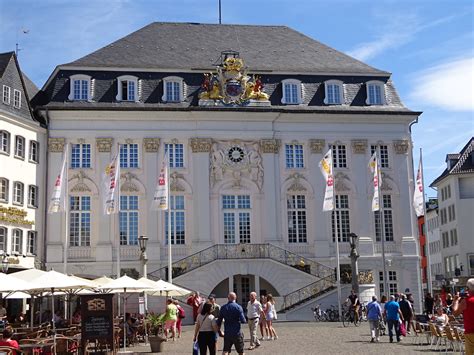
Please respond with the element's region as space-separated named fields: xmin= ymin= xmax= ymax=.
xmin=34 ymin=23 xmax=422 ymax=315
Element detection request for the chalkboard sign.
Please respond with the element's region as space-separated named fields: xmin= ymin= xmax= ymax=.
xmin=81 ymin=294 xmax=115 ymax=352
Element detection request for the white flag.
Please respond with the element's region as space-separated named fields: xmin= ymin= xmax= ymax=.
xmin=48 ymin=148 xmax=68 ymax=213
xmin=104 ymin=152 xmax=120 ymax=215
xmin=152 ymin=154 xmax=169 ymax=210
xmin=413 ymin=157 xmax=424 ymax=217
xmin=369 ymin=152 xmax=381 ymax=212
xmin=319 ymin=149 xmax=334 ymax=211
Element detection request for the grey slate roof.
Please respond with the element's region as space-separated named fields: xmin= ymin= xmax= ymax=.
xmin=22 ymin=72 xmax=39 ymax=99
xmin=63 ymin=22 xmax=389 ymax=75
xmin=0 ymin=52 xmax=14 ymax=78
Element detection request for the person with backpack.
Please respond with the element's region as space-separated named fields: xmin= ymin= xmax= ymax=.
xmin=174 ymin=299 xmax=185 ymax=338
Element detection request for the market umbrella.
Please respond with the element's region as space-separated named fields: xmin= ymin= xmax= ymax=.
xmin=146 ymin=279 xmax=192 ymax=297
xmin=97 ymin=275 xmax=152 ymax=350
xmin=90 ymin=275 xmax=114 ymax=292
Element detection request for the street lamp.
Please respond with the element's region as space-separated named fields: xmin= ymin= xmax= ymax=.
xmin=348 ymin=233 xmax=359 ymax=294
xmin=138 ymin=235 xmax=148 ymax=312
xmin=1 ymin=255 xmax=9 ymax=273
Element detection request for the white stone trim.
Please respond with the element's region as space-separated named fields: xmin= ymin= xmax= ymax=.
xmin=366 ymin=80 xmax=386 ymax=105
xmin=68 ymin=74 xmax=92 ymax=101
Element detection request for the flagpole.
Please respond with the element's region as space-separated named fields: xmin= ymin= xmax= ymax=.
xmin=334 ymin=196 xmax=342 ymax=321
xmin=419 ymin=149 xmax=432 ymax=295
xmin=63 ymin=144 xmax=69 ymax=321
xmin=167 ymin=153 xmax=172 ymax=284
xmin=377 ymin=152 xmax=389 ymax=298
xmin=115 ymin=145 xmax=121 ymax=314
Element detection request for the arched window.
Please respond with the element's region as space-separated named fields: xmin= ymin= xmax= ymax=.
xmin=162 ymin=76 xmax=184 ymax=102
xmin=366 ymin=80 xmax=385 ymax=105
xmin=68 ymin=74 xmax=92 ymax=101
xmin=14 ymin=135 xmax=25 ymax=159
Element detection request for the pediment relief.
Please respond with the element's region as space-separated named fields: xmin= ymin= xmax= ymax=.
xmin=120 ymin=172 xmax=140 ymax=193
xmin=334 ymin=172 xmax=351 ymax=192
xmin=286 ymin=173 xmax=307 ymax=192
xmin=69 ymin=170 xmax=96 ymax=194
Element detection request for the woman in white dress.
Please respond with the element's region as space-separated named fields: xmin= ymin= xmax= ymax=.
xmin=264 ymin=294 xmax=278 ymax=340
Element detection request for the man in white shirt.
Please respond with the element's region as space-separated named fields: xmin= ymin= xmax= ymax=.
xmin=247 ymin=292 xmax=263 ymax=350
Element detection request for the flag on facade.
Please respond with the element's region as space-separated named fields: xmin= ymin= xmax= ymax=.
xmin=152 ymin=153 xmax=169 ymax=210
xmin=319 ymin=149 xmax=334 ymax=211
xmin=104 ymin=152 xmax=120 ymax=214
xmin=48 ymin=148 xmax=68 ymax=213
xmin=369 ymin=152 xmax=381 ymax=212
xmin=413 ymin=156 xmax=424 ymax=217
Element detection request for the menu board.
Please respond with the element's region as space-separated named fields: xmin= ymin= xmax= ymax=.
xmin=81 ymin=294 xmax=115 ymax=351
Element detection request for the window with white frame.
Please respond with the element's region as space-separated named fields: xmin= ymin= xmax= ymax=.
xmin=0 ymin=227 xmax=6 ymax=251
xmin=222 ymin=195 xmax=251 ymax=244
xmin=120 ymin=143 xmax=139 ymax=168
xmin=0 ymin=178 xmax=8 ymax=202
xmin=332 ymin=195 xmax=350 ymax=242
xmin=285 ymin=144 xmax=304 ymax=169
xmin=27 ymin=231 xmax=36 ymax=254
xmin=69 ymin=196 xmax=91 ymax=246
xmin=281 ymin=79 xmax=302 ymax=104
xmin=165 ymin=195 xmax=186 ymax=245
xmin=29 ymin=140 xmax=39 ymax=163
xmin=28 ymin=185 xmax=38 ymax=208
xmin=12 ymin=229 xmax=23 ymax=254
xmin=450 ymin=229 xmax=458 ymax=246
xmin=440 ymin=208 xmax=447 ymax=225
xmin=366 ymin=81 xmax=385 ymax=105
xmin=287 ymin=194 xmax=307 ymax=243
xmin=120 ymin=195 xmax=138 ymax=245
xmin=71 ymin=143 xmax=91 ymax=168
xmin=116 ymin=75 xmax=138 ymax=101
xmin=3 ymin=85 xmax=11 ymax=104
xmin=165 ymin=143 xmax=184 ymax=168
xmin=13 ymin=181 xmax=24 ymax=205
xmin=14 ymin=135 xmax=25 ymax=159
xmin=162 ymin=77 xmax=184 ymax=102
xmin=68 ymin=74 xmax=91 ymax=101
xmin=370 ymin=144 xmax=389 ymax=168
xmin=374 ymin=195 xmax=394 ymax=242
xmin=0 ymin=130 xmax=10 ymax=154
xmin=448 ymin=205 xmax=456 ymax=222
xmin=324 ymin=80 xmax=343 ymax=105
xmin=331 ymin=144 xmax=347 ymax=168
xmin=379 ymin=270 xmax=398 ymax=295
xmin=442 ymin=231 xmax=449 ymax=248
xmin=13 ymin=89 xmax=21 ymax=108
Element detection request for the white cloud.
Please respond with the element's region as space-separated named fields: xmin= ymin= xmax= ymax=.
xmin=409 ymin=57 xmax=474 ymax=111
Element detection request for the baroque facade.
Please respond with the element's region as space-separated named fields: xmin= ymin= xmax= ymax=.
xmin=35 ymin=23 xmax=422 ymax=311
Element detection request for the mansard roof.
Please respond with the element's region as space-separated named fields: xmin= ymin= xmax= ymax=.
xmin=62 ymin=22 xmax=389 ymax=75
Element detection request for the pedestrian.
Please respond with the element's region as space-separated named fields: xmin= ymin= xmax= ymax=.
xmin=446 ymin=293 xmax=453 ymax=313
xmin=259 ymin=295 xmax=268 ymax=341
xmin=216 ymin=292 xmax=246 ymax=355
xmin=207 ymin=294 xmax=220 ymax=348
xmin=452 ymin=278 xmax=474 ymax=355
xmin=424 ymin=292 xmax=434 ymax=315
xmin=0 ymin=326 xmax=19 ymax=354
xmin=163 ymin=298 xmax=178 ymax=341
xmin=264 ymin=294 xmax=278 ymax=340
xmin=247 ymin=291 xmax=263 ymax=350
xmin=367 ymin=295 xmax=382 ymax=343
xmin=174 ymin=299 xmax=185 ymax=338
xmin=384 ymin=295 xmax=404 ymax=343
xmin=398 ymin=294 xmax=413 ymax=335
xmin=434 ymin=294 xmax=442 ymax=310
xmin=187 ymin=291 xmax=204 ymax=323
xmin=193 ymin=302 xmax=218 ymax=355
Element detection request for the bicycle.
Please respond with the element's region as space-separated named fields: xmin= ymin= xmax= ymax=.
xmin=326 ymin=305 xmax=339 ymax=322
xmin=342 ymin=304 xmax=360 ymax=327
xmin=311 ymin=304 xmax=329 ymax=322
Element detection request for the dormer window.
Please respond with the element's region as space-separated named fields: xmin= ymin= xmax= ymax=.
xmin=116 ymin=75 xmax=138 ymax=102
xmin=281 ymin=79 xmax=302 ymax=105
xmin=366 ymin=81 xmax=385 ymax=105
xmin=68 ymin=74 xmax=92 ymax=101
xmin=324 ymin=80 xmax=343 ymax=105
xmin=162 ymin=76 xmax=184 ymax=102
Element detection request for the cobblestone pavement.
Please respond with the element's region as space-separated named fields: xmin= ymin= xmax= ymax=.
xmin=126 ymin=321 xmax=443 ymax=354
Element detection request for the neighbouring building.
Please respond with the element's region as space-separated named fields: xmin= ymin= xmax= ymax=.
xmin=34 ymin=23 xmax=422 ymax=314
xmin=425 ymin=200 xmax=442 ymax=291
xmin=0 ymin=51 xmax=47 ymax=273
xmin=430 ymin=137 xmax=474 ymax=288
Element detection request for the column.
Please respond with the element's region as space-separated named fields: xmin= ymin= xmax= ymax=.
xmin=254 ymin=275 xmax=260 ymax=295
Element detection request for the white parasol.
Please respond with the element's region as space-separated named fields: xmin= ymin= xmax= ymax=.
xmin=146 ymin=279 xmax=192 ymax=297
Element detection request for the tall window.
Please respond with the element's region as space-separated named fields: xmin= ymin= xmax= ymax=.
xmin=162 ymin=77 xmax=183 ymax=102
xmin=15 ymin=136 xmax=25 ymax=159
xmin=13 ymin=89 xmax=21 ymax=108
xmin=332 ymin=144 xmax=347 ymax=168
xmin=448 ymin=205 xmax=456 ymax=222
xmin=367 ymin=82 xmax=384 ymax=105
xmin=285 ymin=144 xmax=304 ymax=169
xmin=165 ymin=195 xmax=185 ymax=245
xmin=374 ymin=195 xmax=394 ymax=241
xmin=287 ymin=195 xmax=307 ymax=243
xmin=442 ymin=231 xmax=449 ymax=248
xmin=0 ymin=131 xmax=10 ymax=154
xmin=450 ymin=229 xmax=458 ymax=246
xmin=0 ymin=227 xmax=6 ymax=251
xmin=379 ymin=270 xmax=398 ymax=295
xmin=29 ymin=140 xmax=39 ymax=163
xmin=222 ymin=195 xmax=251 ymax=244
xmin=13 ymin=181 xmax=24 ymax=205
xmin=28 ymin=185 xmax=38 ymax=208
xmin=324 ymin=80 xmax=343 ymax=104
xmin=120 ymin=143 xmax=139 ymax=168
xmin=371 ymin=145 xmax=389 ymax=168
xmin=332 ymin=195 xmax=350 ymax=242
xmin=282 ymin=80 xmax=301 ymax=104
xmin=27 ymin=231 xmax=36 ymax=254
xmin=120 ymin=195 xmax=138 ymax=245
xmin=165 ymin=143 xmax=184 ymax=168
xmin=3 ymin=85 xmax=11 ymax=104
xmin=12 ymin=229 xmax=23 ymax=254
xmin=71 ymin=143 xmax=91 ymax=168
xmin=72 ymin=79 xmax=89 ymax=100
xmin=0 ymin=178 xmax=8 ymax=202
xmin=69 ymin=196 xmax=91 ymax=246
xmin=116 ymin=76 xmax=138 ymax=101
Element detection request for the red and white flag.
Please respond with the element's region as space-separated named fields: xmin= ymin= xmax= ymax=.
xmin=413 ymin=157 xmax=424 ymax=217
xmin=48 ymin=147 xmax=68 ymax=213
xmin=104 ymin=152 xmax=120 ymax=214
xmin=319 ymin=149 xmax=334 ymax=211
xmin=369 ymin=152 xmax=381 ymax=212
xmin=152 ymin=153 xmax=169 ymax=210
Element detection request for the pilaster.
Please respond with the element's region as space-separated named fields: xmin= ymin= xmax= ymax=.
xmin=260 ymin=139 xmax=280 ymax=242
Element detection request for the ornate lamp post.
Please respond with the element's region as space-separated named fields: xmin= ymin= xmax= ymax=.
xmin=348 ymin=233 xmax=359 ymax=294
xmin=138 ymin=235 xmax=148 ymax=312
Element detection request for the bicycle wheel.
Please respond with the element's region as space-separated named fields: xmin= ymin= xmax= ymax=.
xmin=342 ymin=311 xmax=351 ymax=327
xmin=321 ymin=313 xmax=329 ymax=322
xmin=328 ymin=310 xmax=336 ymax=322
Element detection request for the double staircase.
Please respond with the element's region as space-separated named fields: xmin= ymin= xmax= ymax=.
xmin=148 ymin=243 xmax=336 ymax=312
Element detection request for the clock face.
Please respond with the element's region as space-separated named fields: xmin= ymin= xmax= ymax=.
xmin=228 ymin=146 xmax=245 ymax=163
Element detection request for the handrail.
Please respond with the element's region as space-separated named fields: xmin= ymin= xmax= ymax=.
xmin=148 ymin=243 xmax=334 ymax=281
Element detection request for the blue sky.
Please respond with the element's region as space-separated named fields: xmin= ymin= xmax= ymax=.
xmin=1 ymin=0 xmax=473 ymax=193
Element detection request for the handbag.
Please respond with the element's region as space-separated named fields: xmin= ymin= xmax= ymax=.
xmin=193 ymin=341 xmax=199 ymax=355
xmin=399 ymin=321 xmax=407 ymax=337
